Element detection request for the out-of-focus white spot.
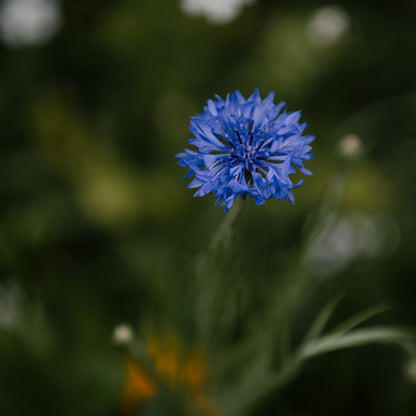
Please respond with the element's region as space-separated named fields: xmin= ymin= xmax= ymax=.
xmin=306 ymin=212 xmax=400 ymax=276
xmin=180 ymin=0 xmax=256 ymax=25
xmin=112 ymin=324 xmax=134 ymax=345
xmin=0 ymin=0 xmax=62 ymax=48
xmin=338 ymin=134 xmax=363 ymax=161
xmin=0 ymin=281 xmax=52 ymax=352
xmin=306 ymin=5 xmax=350 ymax=47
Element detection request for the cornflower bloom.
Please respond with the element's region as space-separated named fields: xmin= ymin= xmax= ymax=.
xmin=176 ymin=89 xmax=314 ymax=211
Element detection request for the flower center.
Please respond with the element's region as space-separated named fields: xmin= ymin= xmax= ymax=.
xmin=230 ymin=134 xmax=263 ymax=172
xmin=233 ymin=143 xmax=254 ymax=163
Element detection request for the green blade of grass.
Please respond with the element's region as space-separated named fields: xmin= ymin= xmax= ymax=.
xmin=329 ymin=303 xmax=392 ymax=336
xmin=303 ymin=293 xmax=344 ymax=343
xmin=300 ymin=326 xmax=416 ymax=360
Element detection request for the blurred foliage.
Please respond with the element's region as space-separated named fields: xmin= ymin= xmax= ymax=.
xmin=0 ymin=0 xmax=416 ymax=415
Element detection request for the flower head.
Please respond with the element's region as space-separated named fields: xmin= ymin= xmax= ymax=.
xmin=176 ymin=89 xmax=314 ymax=211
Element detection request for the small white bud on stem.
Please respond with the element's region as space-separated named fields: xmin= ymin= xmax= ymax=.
xmin=112 ymin=324 xmax=134 ymax=345
xmin=338 ymin=134 xmax=363 ymax=160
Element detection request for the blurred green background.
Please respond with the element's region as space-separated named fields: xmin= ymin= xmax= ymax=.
xmin=0 ymin=0 xmax=415 ymax=415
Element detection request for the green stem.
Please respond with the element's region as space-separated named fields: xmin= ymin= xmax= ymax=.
xmin=195 ymin=197 xmax=245 ymax=347
xmin=208 ymin=197 xmax=244 ymax=252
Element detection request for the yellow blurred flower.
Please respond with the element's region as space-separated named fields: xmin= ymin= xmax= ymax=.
xmin=121 ymin=332 xmax=218 ymax=416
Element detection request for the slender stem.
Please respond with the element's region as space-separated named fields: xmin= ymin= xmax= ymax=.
xmin=195 ymin=197 xmax=245 ymax=347
xmin=208 ymin=197 xmax=244 ymax=252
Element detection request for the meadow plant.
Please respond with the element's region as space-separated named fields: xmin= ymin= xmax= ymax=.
xmin=119 ymin=90 xmax=416 ymax=416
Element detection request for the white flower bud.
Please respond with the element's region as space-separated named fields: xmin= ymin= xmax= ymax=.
xmin=112 ymin=324 xmax=134 ymax=345
xmin=338 ymin=134 xmax=363 ymax=160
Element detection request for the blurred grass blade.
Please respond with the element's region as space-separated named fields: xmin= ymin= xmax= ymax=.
xmin=329 ymin=303 xmax=392 ymax=336
xmin=300 ymin=326 xmax=416 ymax=360
xmin=223 ymin=325 xmax=416 ymax=416
xmin=303 ymin=293 xmax=344 ymax=343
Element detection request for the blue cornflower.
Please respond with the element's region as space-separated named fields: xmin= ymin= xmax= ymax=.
xmin=176 ymin=89 xmax=314 ymax=211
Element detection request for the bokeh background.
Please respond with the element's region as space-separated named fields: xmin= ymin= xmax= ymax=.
xmin=1 ymin=0 xmax=415 ymax=415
